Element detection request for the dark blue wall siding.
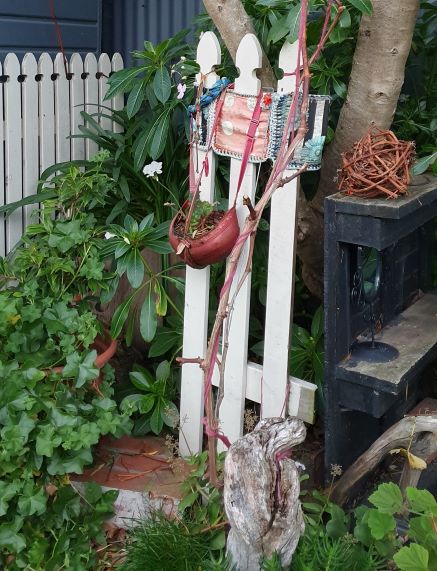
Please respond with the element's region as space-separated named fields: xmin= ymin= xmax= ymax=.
xmin=0 ymin=0 xmax=101 ymax=60
xmin=102 ymin=0 xmax=203 ymax=66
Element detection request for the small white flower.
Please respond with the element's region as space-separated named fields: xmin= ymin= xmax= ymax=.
xmin=180 ymin=56 xmax=186 ymax=61
xmin=177 ymin=83 xmax=187 ymax=100
xmin=123 ymin=237 xmax=131 ymax=245
xmin=295 ymin=461 xmax=306 ymax=472
xmin=104 ymin=232 xmax=116 ymax=240
xmin=142 ymin=161 xmax=163 ymax=178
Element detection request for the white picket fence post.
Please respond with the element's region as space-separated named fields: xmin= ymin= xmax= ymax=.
xmin=0 ymin=52 xmax=124 ymax=252
xmin=179 ymin=32 xmax=317 ymax=456
xmin=179 ymin=32 xmax=221 ymax=456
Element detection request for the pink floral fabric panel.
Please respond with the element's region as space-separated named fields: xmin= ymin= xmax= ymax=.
xmin=212 ymin=91 xmax=271 ymax=162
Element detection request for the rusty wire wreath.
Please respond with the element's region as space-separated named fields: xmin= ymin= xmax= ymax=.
xmin=337 ymin=128 xmax=415 ymax=199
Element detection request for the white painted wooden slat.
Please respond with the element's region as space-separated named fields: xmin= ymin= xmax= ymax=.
xmin=22 ymin=53 xmax=39 ymax=227
xmin=218 ymin=35 xmax=262 ymax=448
xmin=211 ymin=360 xmax=316 ymax=424
xmin=111 ymin=53 xmax=124 ymax=134
xmin=97 ymin=53 xmax=112 ymax=132
xmin=178 ymin=32 xmax=221 ymax=456
xmin=4 ymin=54 xmax=23 ymax=250
xmin=262 ymin=40 xmax=304 ymax=419
xmin=38 ymin=53 xmax=55 ymax=175
xmin=54 ymin=53 xmax=71 ymax=164
xmin=84 ymin=53 xmax=99 ymax=159
xmin=69 ymin=53 xmax=85 ymax=160
xmin=0 ymin=61 xmax=5 ymax=256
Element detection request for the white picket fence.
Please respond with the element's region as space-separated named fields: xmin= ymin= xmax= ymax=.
xmin=0 ymin=52 xmax=124 ymax=256
xmin=178 ymin=32 xmax=317 ymax=456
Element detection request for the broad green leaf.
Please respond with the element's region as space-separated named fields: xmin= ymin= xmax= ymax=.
xmin=129 ymin=370 xmax=152 ymax=391
xmin=162 ymin=400 xmax=179 ymax=428
xmin=348 ymin=0 xmax=372 ymax=15
xmin=326 ymin=504 xmax=348 ymax=539
xmin=139 ymin=213 xmax=154 ymax=230
xmin=368 ymin=482 xmax=403 ymax=514
xmin=133 ymin=416 xmax=151 ymax=435
xmin=134 ymin=126 xmax=155 ymax=171
xmin=149 ymin=403 xmax=164 ymax=434
xmin=140 ymin=289 xmax=157 ymax=342
xmin=267 ymin=15 xmax=289 ymax=44
xmin=156 ymin=360 xmax=170 ymax=381
xmin=311 ymin=306 xmax=324 ymax=339
xmin=148 ymin=328 xmax=181 ymax=358
xmin=367 ymin=509 xmax=395 ymax=540
xmin=332 ymin=77 xmax=347 ymax=98
xmin=126 ymin=80 xmax=146 ymax=118
xmin=126 ymin=248 xmax=145 ymax=288
xmin=411 ymin=152 xmax=437 ymax=175
xmin=105 ymin=67 xmax=143 ymax=100
xmin=339 ymin=7 xmax=352 ymax=27
xmin=84 ymin=482 xmax=103 ymax=503
xmin=149 ymin=112 xmax=170 ymax=160
xmin=409 ymin=515 xmax=437 ymax=551
xmin=77 ymin=350 xmax=98 ymax=388
xmin=286 ymin=4 xmax=301 ymax=43
xmin=17 ymin=488 xmax=47 ymax=516
xmin=393 ymin=544 xmax=429 ymax=571
xmin=0 ymin=526 xmax=26 ymax=552
xmin=139 ymin=394 xmax=155 ymax=414
xmin=111 ymin=294 xmax=135 ymax=338
xmin=153 ymin=66 xmax=171 ymax=104
xmin=154 ymin=281 xmax=168 ymax=317
xmin=177 ymin=491 xmax=198 ymax=512
xmin=118 ymin=176 xmax=131 ymax=203
xmin=209 ymin=530 xmax=226 ymax=551
xmin=406 ymin=486 xmax=437 ymax=514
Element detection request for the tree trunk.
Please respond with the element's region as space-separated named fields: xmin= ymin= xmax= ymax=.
xmin=297 ymin=0 xmax=420 ymax=297
xmin=202 ymin=0 xmax=276 ymax=88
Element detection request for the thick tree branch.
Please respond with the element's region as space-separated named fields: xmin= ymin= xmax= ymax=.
xmin=297 ymin=0 xmax=420 ymax=297
xmin=203 ymin=0 xmax=276 ymax=88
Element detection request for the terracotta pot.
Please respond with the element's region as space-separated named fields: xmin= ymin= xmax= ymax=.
xmin=49 ymin=329 xmax=117 ymax=395
xmin=169 ymin=205 xmax=240 ymax=269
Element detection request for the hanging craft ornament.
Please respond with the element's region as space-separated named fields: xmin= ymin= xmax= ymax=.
xmin=337 ymin=128 xmax=415 ymax=199
xmin=169 ymin=82 xmax=264 ymax=269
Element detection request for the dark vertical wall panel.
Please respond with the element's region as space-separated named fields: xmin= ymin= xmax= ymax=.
xmin=102 ymin=0 xmax=203 ymax=66
xmin=0 ymin=0 xmax=102 ymax=60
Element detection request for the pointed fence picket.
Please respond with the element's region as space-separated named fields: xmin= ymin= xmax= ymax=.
xmin=0 ymin=52 xmax=124 ymax=253
xmin=179 ymin=32 xmax=317 ymax=456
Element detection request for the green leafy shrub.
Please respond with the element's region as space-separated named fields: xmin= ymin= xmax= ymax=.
xmin=0 ymin=156 xmax=132 ymax=567
xmin=293 ymin=482 xmax=437 ymax=571
xmin=121 ymin=360 xmax=179 ymax=435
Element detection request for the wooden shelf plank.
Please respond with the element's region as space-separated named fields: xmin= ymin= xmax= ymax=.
xmin=337 ymin=292 xmax=437 ymax=394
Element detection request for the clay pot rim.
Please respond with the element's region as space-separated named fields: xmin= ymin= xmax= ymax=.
xmin=170 ymin=206 xmax=237 ymax=244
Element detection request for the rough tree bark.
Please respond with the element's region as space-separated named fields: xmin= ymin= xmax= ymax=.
xmin=296 ymin=0 xmax=419 ymax=297
xmin=204 ymin=0 xmax=420 ymax=297
xmin=202 ymin=0 xmax=276 ymax=88
xmin=224 ymin=418 xmax=306 ymax=570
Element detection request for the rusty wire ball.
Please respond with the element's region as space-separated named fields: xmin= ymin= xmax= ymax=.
xmin=337 ymin=128 xmax=415 ymax=199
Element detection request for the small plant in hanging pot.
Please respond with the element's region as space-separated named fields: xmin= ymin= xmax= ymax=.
xmin=169 ymin=199 xmax=240 ymax=269
xmin=169 ymin=81 xmax=264 ymax=269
